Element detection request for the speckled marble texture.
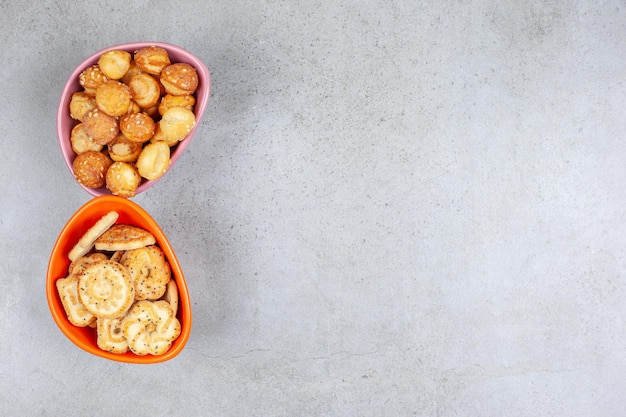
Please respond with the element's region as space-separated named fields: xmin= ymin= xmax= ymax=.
xmin=1 ymin=1 xmax=625 ymax=415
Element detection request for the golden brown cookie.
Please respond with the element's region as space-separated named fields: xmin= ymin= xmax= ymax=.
xmin=134 ymin=46 xmax=171 ymax=75
xmin=127 ymin=73 xmax=162 ymax=108
xmin=122 ymin=300 xmax=181 ymax=356
xmin=158 ymin=94 xmax=195 ymax=116
xmin=79 ymin=65 xmax=109 ymax=96
xmin=107 ymin=133 xmax=142 ymax=162
xmin=95 ymin=80 xmax=132 ymax=117
xmin=82 ymin=108 xmax=119 ymax=145
xmin=158 ymin=107 xmax=195 ymax=143
xmin=96 ymin=317 xmax=128 ymax=354
xmin=97 ymin=50 xmax=132 ymax=80
xmin=136 ymin=141 xmax=170 ymax=180
xmin=159 ymin=63 xmax=199 ymax=96
xmin=161 ymin=279 xmax=179 ymax=317
xmin=68 ymin=252 xmax=109 ymax=276
xmin=120 ymin=245 xmax=171 ymax=300
xmin=106 ymin=161 xmax=141 ymax=198
xmin=70 ymin=123 xmax=104 ymax=154
xmin=119 ymin=112 xmax=156 ymax=143
xmin=69 ymin=92 xmax=98 ymax=121
xmin=68 ymin=211 xmax=119 ymax=261
xmin=72 ymin=150 xmax=113 ymax=189
xmin=94 ymin=224 xmax=157 ymax=251
xmin=56 ymin=275 xmax=96 ymax=327
xmin=78 ymin=260 xmax=135 ymax=319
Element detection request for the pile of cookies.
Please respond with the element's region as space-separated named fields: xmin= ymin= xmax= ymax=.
xmin=56 ymin=211 xmax=181 ymax=356
xmin=69 ymin=45 xmax=199 ymax=197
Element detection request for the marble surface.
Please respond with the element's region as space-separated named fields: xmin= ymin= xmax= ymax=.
xmin=1 ymin=1 xmax=625 ymax=415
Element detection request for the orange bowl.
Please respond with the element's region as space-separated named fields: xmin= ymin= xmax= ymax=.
xmin=46 ymin=196 xmax=192 ymax=363
xmin=57 ymin=41 xmax=210 ymax=197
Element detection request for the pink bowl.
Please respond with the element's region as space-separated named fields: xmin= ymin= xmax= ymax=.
xmin=57 ymin=42 xmax=210 ymax=197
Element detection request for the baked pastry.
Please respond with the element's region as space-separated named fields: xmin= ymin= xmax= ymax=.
xmin=122 ymin=300 xmax=181 ymax=355
xmin=107 ymin=134 xmax=142 ymax=162
xmin=70 ymin=123 xmax=103 ymax=154
xmin=119 ymin=112 xmax=155 ymax=143
xmin=78 ymin=260 xmax=135 ymax=319
xmin=136 ymin=141 xmax=170 ymax=180
xmin=82 ymin=108 xmax=119 ymax=145
xmin=121 ymin=59 xmax=144 ymax=84
xmin=56 ymin=275 xmax=96 ymax=327
xmin=159 ymin=63 xmax=198 ymax=96
xmin=106 ymin=161 xmax=141 ymax=198
xmin=127 ymin=73 xmax=161 ymax=108
xmin=121 ymin=245 xmax=171 ymax=300
xmin=79 ymin=65 xmax=109 ymax=95
xmin=94 ymin=224 xmax=157 ymax=251
xmin=158 ymin=94 xmax=195 ymax=116
xmin=161 ymin=279 xmax=179 ymax=317
xmin=68 ymin=252 xmax=109 ymax=276
xmin=97 ymin=50 xmax=132 ymax=80
xmin=69 ymin=92 xmax=98 ymax=121
xmin=97 ymin=317 xmax=128 ymax=354
xmin=95 ymin=80 xmax=132 ymax=117
xmin=134 ymin=46 xmax=171 ymax=75
xmin=68 ymin=211 xmax=119 ymax=261
xmin=158 ymin=107 xmax=195 ymax=143
xmin=72 ymin=150 xmax=113 ymax=189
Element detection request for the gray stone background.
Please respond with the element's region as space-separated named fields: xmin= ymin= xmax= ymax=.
xmin=1 ymin=0 xmax=625 ymax=415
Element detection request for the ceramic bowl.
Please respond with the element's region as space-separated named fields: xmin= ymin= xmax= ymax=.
xmin=57 ymin=42 xmax=210 ymax=197
xmin=46 ymin=196 xmax=192 ymax=364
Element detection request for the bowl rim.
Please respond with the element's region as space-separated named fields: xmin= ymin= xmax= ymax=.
xmin=57 ymin=41 xmax=211 ymax=197
xmin=46 ymin=195 xmax=192 ymax=364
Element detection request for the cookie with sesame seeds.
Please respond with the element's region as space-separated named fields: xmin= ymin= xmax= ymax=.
xmin=79 ymin=65 xmax=109 ymax=95
xmin=82 ymin=108 xmax=119 ymax=145
xmin=120 ymin=245 xmax=171 ymax=300
xmin=106 ymin=161 xmax=141 ymax=198
xmin=95 ymin=80 xmax=132 ymax=117
xmin=159 ymin=63 xmax=198 ymax=96
xmin=72 ymin=150 xmax=112 ymax=189
xmin=122 ymin=300 xmax=180 ymax=356
xmin=119 ymin=112 xmax=156 ymax=143
xmin=94 ymin=224 xmax=156 ymax=252
xmin=134 ymin=45 xmax=171 ymax=75
xmin=78 ymin=259 xmax=135 ymax=319
xmin=127 ymin=72 xmax=162 ymax=108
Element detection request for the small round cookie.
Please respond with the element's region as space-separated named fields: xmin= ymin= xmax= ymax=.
xmin=158 ymin=107 xmax=196 ymax=143
xmin=82 ymin=108 xmax=119 ymax=145
xmin=121 ymin=245 xmax=171 ymax=300
xmin=107 ymin=133 xmax=142 ymax=162
xmin=72 ymin=150 xmax=113 ymax=188
xmin=119 ymin=112 xmax=156 ymax=143
xmin=158 ymin=94 xmax=195 ymax=116
xmin=68 ymin=252 xmax=109 ymax=276
xmin=69 ymin=92 xmax=98 ymax=121
xmin=56 ymin=275 xmax=96 ymax=327
xmin=79 ymin=65 xmax=109 ymax=95
xmin=106 ymin=161 xmax=141 ymax=198
xmin=121 ymin=60 xmax=144 ymax=84
xmin=95 ymin=80 xmax=132 ymax=117
xmin=97 ymin=50 xmax=132 ymax=80
xmin=97 ymin=317 xmax=128 ymax=354
xmin=127 ymin=73 xmax=161 ymax=108
xmin=159 ymin=63 xmax=199 ymax=96
xmin=136 ymin=141 xmax=170 ymax=180
xmin=78 ymin=260 xmax=135 ymax=319
xmin=150 ymin=124 xmax=177 ymax=147
xmin=70 ymin=123 xmax=103 ymax=154
xmin=122 ymin=300 xmax=181 ymax=356
xmin=134 ymin=46 xmax=171 ymax=75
